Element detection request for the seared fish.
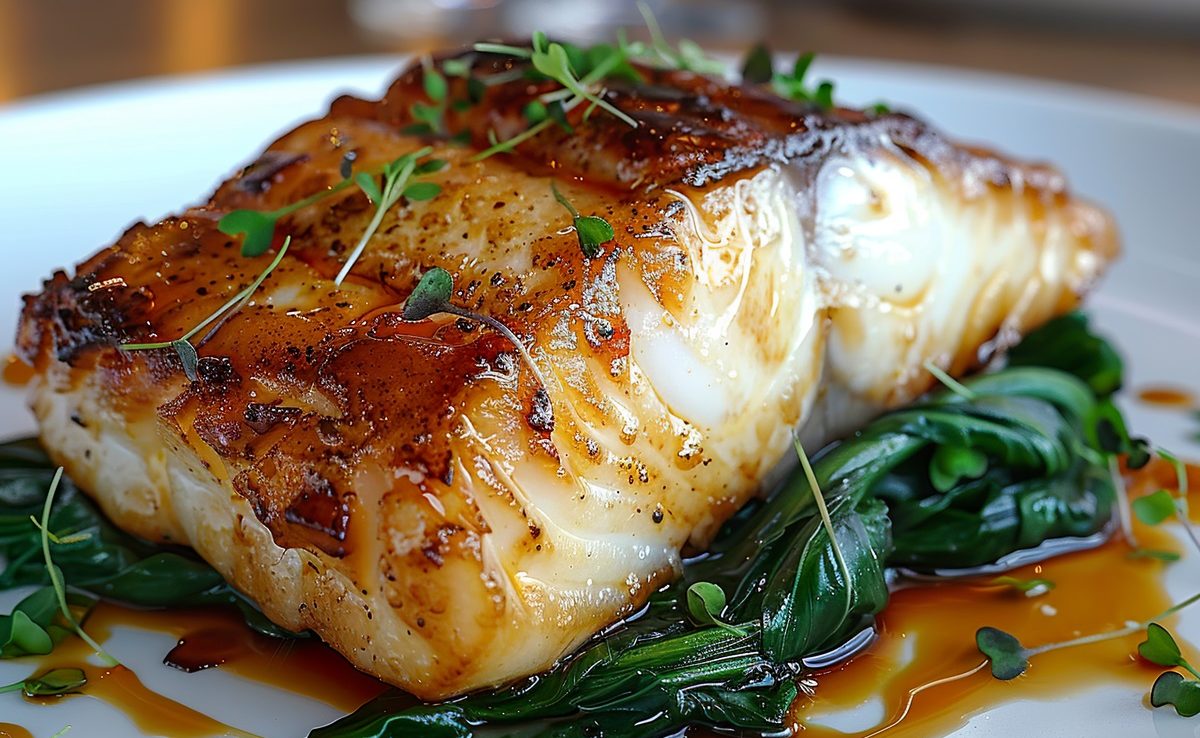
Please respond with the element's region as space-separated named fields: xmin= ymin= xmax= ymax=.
xmin=16 ymin=53 xmax=1116 ymax=698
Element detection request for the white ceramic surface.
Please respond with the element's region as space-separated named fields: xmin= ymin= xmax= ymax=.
xmin=0 ymin=56 xmax=1198 ymax=737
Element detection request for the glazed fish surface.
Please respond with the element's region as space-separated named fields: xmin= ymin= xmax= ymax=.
xmin=16 ymin=52 xmax=1117 ymax=699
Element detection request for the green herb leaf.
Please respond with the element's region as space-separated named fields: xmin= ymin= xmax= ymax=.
xmin=402 ymin=182 xmax=442 ymax=202
xmin=792 ymin=52 xmax=815 ymax=84
xmin=1133 ymin=490 xmax=1177 ymax=526
xmin=335 ymin=148 xmax=438 ymax=286
xmin=1140 ymin=622 xmax=1184 ymax=667
xmin=354 ymin=172 xmax=382 ymax=203
xmin=976 ymin=626 xmax=1030 ymax=680
xmin=442 ymin=58 xmax=471 ymax=78
xmin=217 ymin=209 xmax=277 ymax=257
xmin=551 ymin=182 xmax=614 ymax=257
xmin=574 ymin=216 xmax=615 ymax=257
xmin=814 ymin=80 xmax=835 ymax=110
xmin=741 ymin=43 xmax=774 ymax=84
xmin=1151 ymin=671 xmax=1200 ymax=717
xmin=22 ymin=667 xmax=87 ymax=697
xmin=1 ymin=609 xmax=53 ymax=657
xmin=172 ymin=339 xmax=199 ymax=383
xmin=403 ymin=268 xmax=454 ymax=321
xmin=413 ymin=159 xmax=448 ymax=175
xmin=686 ymin=582 xmax=743 ymax=635
xmin=423 ymin=67 xmax=448 ymax=103
xmin=991 ymin=576 xmax=1055 ymax=597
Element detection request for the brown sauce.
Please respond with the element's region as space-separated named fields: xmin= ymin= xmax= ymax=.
xmin=21 ymin=602 xmax=385 ymax=736
xmin=2 ymin=354 xmax=34 ymax=387
xmin=27 ymin=634 xmax=246 ymax=738
xmin=97 ymin=603 xmax=386 ymax=714
xmin=1136 ymin=385 xmax=1196 ymax=408
xmin=0 ymin=724 xmax=33 ymax=738
xmin=796 ymin=471 xmax=1194 ymax=737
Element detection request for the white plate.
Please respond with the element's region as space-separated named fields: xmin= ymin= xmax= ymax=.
xmin=1 ymin=56 xmax=1199 ymax=737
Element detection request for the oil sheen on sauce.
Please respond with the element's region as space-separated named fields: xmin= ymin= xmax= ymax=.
xmin=9 ymin=462 xmax=1198 ymax=737
xmin=0 ymin=724 xmax=32 ymax=738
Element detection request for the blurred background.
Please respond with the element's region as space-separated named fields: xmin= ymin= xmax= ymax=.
xmin=1 ymin=0 xmax=1199 ymax=105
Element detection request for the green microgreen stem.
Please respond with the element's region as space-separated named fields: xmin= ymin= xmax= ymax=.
xmin=335 ymin=158 xmax=416 ymax=285
xmin=474 ymin=43 xmax=534 ymax=58
xmin=1157 ymin=448 xmax=1200 ymax=556
xmin=923 ymin=359 xmax=976 ymax=401
xmin=120 ymin=237 xmax=292 ymax=380
xmin=1025 ymin=591 xmax=1200 ymax=659
xmin=792 ymin=433 xmax=852 ymax=590
xmin=39 ymin=468 xmax=119 ymax=667
xmin=473 ymin=95 xmax=585 ymax=161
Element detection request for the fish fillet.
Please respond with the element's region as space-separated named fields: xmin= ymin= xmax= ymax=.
xmin=15 ymin=54 xmax=1117 ymax=699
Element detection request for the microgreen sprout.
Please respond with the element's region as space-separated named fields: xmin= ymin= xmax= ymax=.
xmin=976 ymin=591 xmax=1200 ymax=682
xmin=1157 ymin=448 xmax=1200 ymax=555
xmin=334 ymin=148 xmax=443 ymax=285
xmin=1133 ymin=489 xmax=1176 ymax=526
xmin=551 ymin=182 xmax=615 ymax=257
xmin=472 ymin=34 xmax=641 ymax=159
xmin=121 ymin=237 xmax=293 ymax=380
xmin=39 ymin=468 xmax=119 ymax=667
xmin=405 ymin=56 xmax=449 ymax=136
xmin=635 ymin=1 xmax=724 ymax=74
xmin=686 ymin=582 xmax=746 ymax=636
xmin=739 ymin=45 xmax=838 ymax=110
xmin=403 ymin=268 xmax=554 ymax=428
xmin=0 ymin=667 xmax=87 ymax=698
xmin=220 ymin=182 xmax=353 ymax=257
xmin=1140 ymin=623 xmax=1200 ymax=717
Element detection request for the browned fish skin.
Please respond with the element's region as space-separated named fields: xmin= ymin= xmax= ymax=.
xmin=16 ymin=51 xmax=1117 ymax=698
